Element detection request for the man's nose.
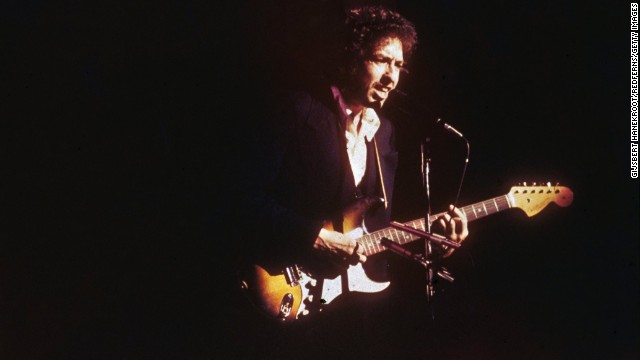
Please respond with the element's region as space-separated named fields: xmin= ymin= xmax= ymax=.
xmin=382 ymin=65 xmax=399 ymax=86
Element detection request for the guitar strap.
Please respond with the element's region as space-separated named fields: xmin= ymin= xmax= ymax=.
xmin=331 ymin=90 xmax=348 ymax=233
xmin=373 ymin=137 xmax=388 ymax=210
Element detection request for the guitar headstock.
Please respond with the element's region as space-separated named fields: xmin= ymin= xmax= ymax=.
xmin=508 ymin=182 xmax=574 ymax=217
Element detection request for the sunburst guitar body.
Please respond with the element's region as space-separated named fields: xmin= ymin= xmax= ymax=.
xmin=240 ymin=183 xmax=574 ymax=322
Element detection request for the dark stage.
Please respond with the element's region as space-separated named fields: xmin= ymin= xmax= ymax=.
xmin=3 ymin=1 xmax=638 ymax=359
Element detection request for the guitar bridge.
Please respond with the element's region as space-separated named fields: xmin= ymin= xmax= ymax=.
xmin=284 ymin=265 xmax=301 ymax=287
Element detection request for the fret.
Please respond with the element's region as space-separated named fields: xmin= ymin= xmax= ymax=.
xmin=360 ymin=235 xmax=368 ymax=256
xmin=470 ymin=204 xmax=478 ymax=219
xmin=390 ymin=228 xmax=399 ymax=244
xmin=372 ymin=240 xmax=378 ymax=256
xmin=402 ymin=229 xmax=409 ymax=242
xmin=393 ymin=232 xmax=402 ymax=245
xmin=393 ymin=228 xmax=404 ymax=243
xmin=373 ymin=232 xmax=381 ymax=254
xmin=369 ymin=234 xmax=376 ymax=255
xmin=376 ymin=229 xmax=389 ymax=251
xmin=383 ymin=228 xmax=391 ymax=241
xmin=387 ymin=228 xmax=396 ymax=242
xmin=363 ymin=233 xmax=371 ymax=256
xmin=406 ymin=227 xmax=414 ymax=243
xmin=350 ymin=190 xmax=559 ymax=262
xmin=405 ymin=227 xmax=412 ymax=242
xmin=355 ymin=191 xmax=528 ymax=258
xmin=372 ymin=231 xmax=381 ymax=254
xmin=403 ymin=225 xmax=417 ymax=244
xmin=392 ymin=228 xmax=399 ymax=241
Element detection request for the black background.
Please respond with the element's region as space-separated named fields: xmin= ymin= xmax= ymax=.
xmin=3 ymin=0 xmax=638 ymax=359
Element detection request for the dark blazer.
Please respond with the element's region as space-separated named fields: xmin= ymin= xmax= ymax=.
xmin=241 ymin=86 xmax=398 ymax=266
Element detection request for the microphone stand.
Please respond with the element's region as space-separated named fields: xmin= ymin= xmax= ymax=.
xmin=421 ymin=138 xmax=436 ymax=303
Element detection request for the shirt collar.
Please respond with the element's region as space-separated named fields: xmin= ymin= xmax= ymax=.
xmin=330 ymin=86 xmax=381 ymax=141
xmin=356 ymin=108 xmax=381 ymax=142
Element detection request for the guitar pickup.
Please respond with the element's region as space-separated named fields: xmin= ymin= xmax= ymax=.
xmin=284 ymin=265 xmax=301 ymax=287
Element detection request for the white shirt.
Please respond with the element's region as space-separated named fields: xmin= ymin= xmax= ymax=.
xmin=331 ymin=86 xmax=382 ymax=186
xmin=345 ymin=107 xmax=381 ymax=186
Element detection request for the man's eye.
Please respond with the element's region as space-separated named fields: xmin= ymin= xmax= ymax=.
xmin=369 ymin=57 xmax=407 ymax=72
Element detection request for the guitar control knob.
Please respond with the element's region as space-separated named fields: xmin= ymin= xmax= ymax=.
xmin=277 ymin=293 xmax=294 ymax=320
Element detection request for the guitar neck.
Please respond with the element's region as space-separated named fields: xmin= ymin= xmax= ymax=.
xmin=359 ymin=194 xmax=512 ymax=256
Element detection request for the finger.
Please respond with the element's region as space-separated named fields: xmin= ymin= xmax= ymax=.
xmin=335 ymin=232 xmax=351 ymax=253
xmin=349 ymin=241 xmax=366 ymax=263
xmin=458 ymin=218 xmax=469 ymax=240
xmin=459 ymin=225 xmax=469 ymax=240
xmin=447 ymin=206 xmax=459 ymax=221
xmin=351 ymin=241 xmax=360 ymax=256
xmin=352 ymin=241 xmax=366 ymax=263
xmin=357 ymin=243 xmax=366 ymax=263
xmin=451 ymin=206 xmax=467 ymax=223
xmin=442 ymin=212 xmax=452 ymax=224
xmin=440 ymin=212 xmax=454 ymax=233
xmin=438 ymin=217 xmax=447 ymax=231
xmin=330 ymin=232 xmax=347 ymax=254
xmin=449 ymin=205 xmax=468 ymax=240
xmin=448 ymin=216 xmax=456 ymax=236
xmin=446 ymin=205 xmax=468 ymax=238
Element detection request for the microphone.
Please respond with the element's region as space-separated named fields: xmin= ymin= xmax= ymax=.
xmin=389 ymin=221 xmax=461 ymax=248
xmin=434 ymin=117 xmax=470 ymax=207
xmin=380 ymin=237 xmax=456 ymax=282
xmin=436 ymin=118 xmax=465 ymax=139
xmin=380 ymin=237 xmax=430 ymax=268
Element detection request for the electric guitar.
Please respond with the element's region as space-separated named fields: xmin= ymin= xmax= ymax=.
xmin=239 ymin=184 xmax=574 ymax=322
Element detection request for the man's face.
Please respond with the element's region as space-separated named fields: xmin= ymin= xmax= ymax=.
xmin=348 ymin=37 xmax=405 ymax=110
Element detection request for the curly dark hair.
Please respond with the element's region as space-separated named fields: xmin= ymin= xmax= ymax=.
xmin=344 ymin=5 xmax=418 ymax=65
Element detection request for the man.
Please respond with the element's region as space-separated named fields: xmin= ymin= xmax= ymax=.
xmin=238 ymin=5 xmax=468 ymax=322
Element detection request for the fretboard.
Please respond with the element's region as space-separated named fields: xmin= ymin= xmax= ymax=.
xmin=359 ymin=194 xmax=512 ymax=256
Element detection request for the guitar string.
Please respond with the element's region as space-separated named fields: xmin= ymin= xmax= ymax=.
xmin=359 ymin=195 xmax=512 ymax=256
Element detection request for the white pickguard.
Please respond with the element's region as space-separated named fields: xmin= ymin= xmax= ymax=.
xmin=295 ymin=228 xmax=390 ymax=319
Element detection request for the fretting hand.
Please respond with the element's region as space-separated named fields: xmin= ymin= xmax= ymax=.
xmin=313 ymin=228 xmax=367 ymax=263
xmin=435 ymin=205 xmax=469 ymax=256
